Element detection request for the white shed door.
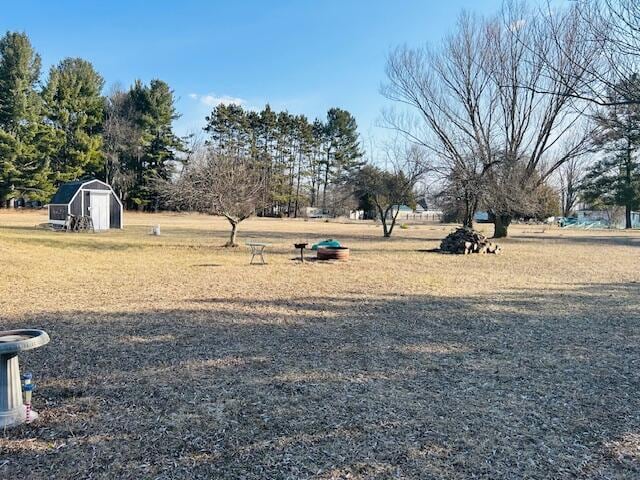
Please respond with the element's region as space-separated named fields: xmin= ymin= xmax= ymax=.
xmin=90 ymin=192 xmax=110 ymax=230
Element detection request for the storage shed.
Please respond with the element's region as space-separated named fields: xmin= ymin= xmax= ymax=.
xmin=48 ymin=179 xmax=123 ymax=230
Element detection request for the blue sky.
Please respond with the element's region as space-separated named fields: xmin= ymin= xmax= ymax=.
xmin=4 ymin=0 xmax=542 ymax=150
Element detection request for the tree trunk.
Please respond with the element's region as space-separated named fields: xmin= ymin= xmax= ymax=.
xmin=386 ymin=208 xmax=401 ymax=237
xmin=462 ymin=211 xmax=474 ymax=228
xmin=310 ymin=174 xmax=317 ymax=207
xmin=287 ymin=158 xmax=294 ymax=217
xmin=225 ymin=220 xmax=239 ymax=247
xmin=378 ymin=205 xmax=399 ymax=238
xmin=462 ymin=193 xmax=477 ymax=228
xmin=294 ymin=151 xmax=302 ymax=218
xmin=321 ymin=153 xmax=330 ymax=211
xmin=493 ymin=214 xmax=511 ymax=238
xmin=377 ymin=204 xmax=391 ymax=237
xmin=625 ymin=146 xmax=633 ymax=229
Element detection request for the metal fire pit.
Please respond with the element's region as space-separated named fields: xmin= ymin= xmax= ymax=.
xmin=0 ymin=329 xmax=50 ymax=427
xmin=317 ymin=246 xmax=350 ymax=261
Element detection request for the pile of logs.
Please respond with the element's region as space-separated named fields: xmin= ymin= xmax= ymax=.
xmin=440 ymin=227 xmax=501 ymax=254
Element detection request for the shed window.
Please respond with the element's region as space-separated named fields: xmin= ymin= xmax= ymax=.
xmin=49 ymin=205 xmax=67 ymax=221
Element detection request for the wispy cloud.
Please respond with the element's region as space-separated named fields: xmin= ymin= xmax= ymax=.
xmin=188 ymin=93 xmax=246 ymax=107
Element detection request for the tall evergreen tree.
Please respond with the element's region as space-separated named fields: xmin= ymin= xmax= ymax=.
xmin=274 ymin=110 xmax=294 ymax=213
xmin=309 ymin=119 xmax=325 ymax=207
xmin=582 ymin=75 xmax=640 ymax=228
xmin=0 ymin=32 xmax=41 ymax=128
xmin=126 ymin=79 xmax=183 ymax=210
xmin=202 ymin=103 xmax=363 ymax=216
xmin=43 ymin=58 xmax=105 ymax=182
xmin=322 ymin=108 xmax=363 ymax=208
xmin=293 ymin=114 xmax=313 ymax=216
xmin=204 ymin=103 xmax=248 ymax=158
xmin=0 ymin=31 xmax=57 ymax=205
xmin=257 ymin=105 xmax=277 ymax=214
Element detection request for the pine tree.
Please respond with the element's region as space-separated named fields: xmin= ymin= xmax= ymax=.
xmin=322 ymin=108 xmax=363 ymax=209
xmin=126 ymin=79 xmax=183 ymax=210
xmin=293 ymin=115 xmax=313 ymax=216
xmin=201 ymin=103 xmax=363 ymax=216
xmin=582 ymin=75 xmax=640 ymax=229
xmin=258 ymin=105 xmax=277 ymax=215
xmin=309 ymin=119 xmax=325 ymax=207
xmin=204 ymin=103 xmax=248 ymax=158
xmin=0 ymin=32 xmax=57 ymax=205
xmin=43 ymin=58 xmax=105 ymax=182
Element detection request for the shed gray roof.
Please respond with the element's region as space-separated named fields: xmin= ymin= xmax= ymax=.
xmin=49 ymin=179 xmax=106 ymax=204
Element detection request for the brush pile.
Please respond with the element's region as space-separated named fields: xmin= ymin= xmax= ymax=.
xmin=440 ymin=227 xmax=501 ymax=254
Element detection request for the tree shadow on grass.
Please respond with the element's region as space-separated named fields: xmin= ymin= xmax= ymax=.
xmin=1 ymin=283 xmax=639 ymax=478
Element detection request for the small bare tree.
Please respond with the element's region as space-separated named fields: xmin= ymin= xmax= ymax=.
xmin=556 ymin=157 xmax=586 ymax=216
xmin=434 ymin=159 xmax=485 ymax=227
xmin=160 ymin=151 xmax=265 ymax=247
xmin=352 ymin=142 xmax=429 ymax=237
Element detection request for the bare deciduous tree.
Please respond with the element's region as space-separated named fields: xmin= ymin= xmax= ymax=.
xmin=159 ymin=151 xmax=265 ymax=247
xmin=432 ymin=157 xmax=484 ymax=227
xmin=352 ymin=142 xmax=429 ymax=237
xmin=556 ymin=157 xmax=586 ymax=216
xmin=525 ymin=0 xmax=639 ymax=106
xmin=382 ymin=12 xmax=498 ymax=230
xmin=383 ymin=2 xmax=594 ymax=237
xmin=103 ymin=86 xmax=139 ymax=202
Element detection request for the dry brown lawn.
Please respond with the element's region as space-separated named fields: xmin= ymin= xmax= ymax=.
xmin=0 ymin=210 xmax=639 ymax=479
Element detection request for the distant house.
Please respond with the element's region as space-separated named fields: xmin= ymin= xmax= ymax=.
xmin=349 ymin=209 xmax=365 ymax=220
xmin=416 ymin=198 xmax=429 ymax=212
xmin=48 ymin=179 xmax=123 ymax=230
xmin=384 ymin=204 xmax=413 ymax=220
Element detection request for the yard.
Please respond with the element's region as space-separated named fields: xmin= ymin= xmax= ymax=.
xmin=1 ymin=210 xmax=639 ymax=479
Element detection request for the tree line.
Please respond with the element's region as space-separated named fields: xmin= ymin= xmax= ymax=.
xmin=157 ymin=104 xmax=364 ymax=246
xmin=0 ymin=31 xmax=183 ymax=210
xmin=0 ymin=31 xmax=364 ymax=217
xmin=203 ymin=103 xmax=362 ymax=217
xmin=4 ymin=0 xmax=638 ymax=238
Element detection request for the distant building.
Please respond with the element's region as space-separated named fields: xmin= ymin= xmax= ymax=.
xmin=48 ymin=179 xmax=123 ymax=230
xmin=349 ymin=209 xmax=365 ymax=220
xmin=385 ymin=204 xmax=414 ymax=219
xmin=417 ymin=198 xmax=430 ymax=211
